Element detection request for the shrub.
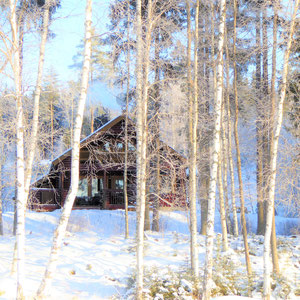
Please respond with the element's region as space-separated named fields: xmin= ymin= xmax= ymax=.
xmin=125 ymin=266 xmax=200 ymax=299
xmin=211 ymin=235 xmax=250 ymax=297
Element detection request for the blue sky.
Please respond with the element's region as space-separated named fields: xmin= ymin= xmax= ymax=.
xmin=43 ymin=0 xmax=121 ymax=112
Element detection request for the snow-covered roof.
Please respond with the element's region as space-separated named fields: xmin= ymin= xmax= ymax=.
xmin=32 ymin=114 xmax=187 ymax=185
xmin=51 ymin=115 xmax=126 ymax=167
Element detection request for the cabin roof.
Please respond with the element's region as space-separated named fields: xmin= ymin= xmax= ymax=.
xmin=51 ymin=115 xmax=127 ymax=167
xmin=33 ymin=114 xmax=186 ymax=186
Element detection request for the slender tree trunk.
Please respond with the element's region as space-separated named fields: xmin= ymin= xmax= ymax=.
xmin=90 ymin=106 xmax=94 ymax=133
xmin=224 ymin=35 xmax=238 ymax=236
xmin=24 ymin=3 xmax=50 ymax=208
xmin=199 ymin=2 xmax=214 ymax=236
xmin=232 ymin=0 xmax=252 ymax=282
xmin=263 ymin=2 xmax=298 ymax=298
xmin=135 ymin=0 xmax=151 ymax=297
xmin=151 ymin=135 xmax=160 ymax=232
xmin=255 ymin=6 xmax=264 ymax=235
xmin=261 ymin=3 xmax=270 ymax=233
xmin=186 ymin=0 xmax=199 ymax=277
xmin=36 ymin=0 xmax=92 ymax=297
xmin=221 ymin=96 xmax=231 ymax=234
xmin=203 ymin=0 xmax=226 ymax=298
xmin=50 ymin=99 xmax=54 ymax=157
xmin=9 ymin=1 xmax=25 ymax=298
xmin=13 ymin=180 xmax=17 ymax=236
xmin=123 ymin=0 xmax=130 ymax=239
xmin=144 ymin=192 xmax=150 ymax=231
xmin=270 ymin=2 xmax=279 ymax=275
xmin=217 ymin=153 xmax=228 ymax=251
xmin=124 ymin=108 xmax=129 ymax=238
xmin=152 ymin=30 xmax=161 ymax=232
xmin=11 ymin=6 xmax=50 ymax=285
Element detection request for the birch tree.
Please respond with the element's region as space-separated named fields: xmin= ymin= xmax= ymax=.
xmin=23 ymin=0 xmax=50 ymax=214
xmin=269 ymin=0 xmax=279 ymax=275
xmin=255 ymin=1 xmax=264 ymax=236
xmin=203 ymin=0 xmax=226 ymax=297
xmin=224 ymin=32 xmax=238 ymax=236
xmin=36 ymin=0 xmax=93 ymax=297
xmin=135 ymin=0 xmax=149 ymax=297
xmin=7 ymin=1 xmax=26 ymax=298
xmin=186 ymin=0 xmax=199 ymax=277
xmin=263 ymin=1 xmax=299 ymax=298
xmin=232 ymin=0 xmax=252 ymax=281
xmin=124 ymin=0 xmax=131 ymax=239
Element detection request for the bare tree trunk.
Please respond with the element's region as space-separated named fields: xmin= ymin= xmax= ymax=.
xmin=90 ymin=106 xmax=94 ymax=133
xmin=224 ymin=34 xmax=238 ymax=237
xmin=9 ymin=1 xmax=25 ymax=298
xmin=186 ymin=0 xmax=199 ymax=277
xmin=24 ymin=2 xmax=50 ymax=208
xmin=124 ymin=108 xmax=129 ymax=238
xmin=262 ymin=3 xmax=270 ymax=233
xmin=203 ymin=0 xmax=226 ymax=298
xmin=144 ymin=195 xmax=150 ymax=231
xmin=136 ymin=0 xmax=151 ymax=297
xmin=152 ymin=30 xmax=161 ymax=233
xmin=123 ymin=0 xmax=130 ymax=239
xmin=232 ymin=0 xmax=252 ymax=282
xmin=13 ymin=180 xmax=17 ymax=236
xmin=269 ymin=1 xmax=279 ymax=275
xmin=123 ymin=14 xmax=130 ymax=240
xmin=199 ymin=2 xmax=214 ymax=236
xmin=255 ymin=5 xmax=264 ymax=235
xmin=221 ymin=96 xmax=231 ymax=234
xmin=218 ymin=151 xmax=228 ymax=251
xmin=263 ymin=1 xmax=298 ymax=298
xmin=36 ymin=0 xmax=92 ymax=297
xmin=151 ymin=136 xmax=160 ymax=232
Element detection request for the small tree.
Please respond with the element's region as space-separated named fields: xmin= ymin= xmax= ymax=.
xmin=36 ymin=0 xmax=93 ymax=296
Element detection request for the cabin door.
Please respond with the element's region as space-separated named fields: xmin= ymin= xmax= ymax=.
xmin=107 ymin=175 xmax=124 ymax=206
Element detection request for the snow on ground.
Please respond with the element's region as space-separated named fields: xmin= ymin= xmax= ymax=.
xmin=0 ymin=209 xmax=299 ymax=299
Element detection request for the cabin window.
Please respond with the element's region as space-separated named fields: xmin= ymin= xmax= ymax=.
xmin=91 ymin=177 xmax=104 ymax=196
xmin=115 ymin=179 xmax=124 ymax=190
xmin=161 ymin=175 xmax=172 ymax=193
xmin=41 ymin=190 xmax=55 ymax=204
xmin=117 ymin=142 xmax=123 ymax=150
xmin=128 ymin=142 xmax=135 ymax=151
xmin=104 ymin=142 xmax=110 ymax=151
xmin=77 ymin=178 xmax=88 ymax=197
xmin=92 ymin=178 xmax=98 ymax=196
xmin=63 ymin=172 xmax=70 ymax=189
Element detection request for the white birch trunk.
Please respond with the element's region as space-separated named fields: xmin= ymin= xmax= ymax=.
xmin=263 ymin=1 xmax=299 ymax=298
xmin=227 ymin=102 xmax=238 ymax=237
xmin=36 ymin=0 xmax=92 ymax=297
xmin=9 ymin=1 xmax=26 ymax=298
xmin=232 ymin=0 xmax=252 ymax=281
xmin=203 ymin=0 xmax=226 ymax=298
xmin=24 ymin=2 xmax=50 ymax=207
xmin=217 ymin=154 xmax=228 ymax=251
xmin=135 ymin=0 xmax=149 ymax=297
xmin=187 ymin=0 xmax=199 ymax=277
xmin=221 ymin=101 xmax=231 ymax=234
xmin=124 ymin=0 xmax=131 ymax=240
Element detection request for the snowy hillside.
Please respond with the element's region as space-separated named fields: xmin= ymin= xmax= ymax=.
xmin=0 ymin=210 xmax=299 ymax=299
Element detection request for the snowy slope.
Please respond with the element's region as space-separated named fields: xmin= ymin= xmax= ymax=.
xmin=0 ymin=210 xmax=299 ymax=299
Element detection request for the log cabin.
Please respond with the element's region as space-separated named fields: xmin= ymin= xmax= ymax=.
xmin=29 ymin=115 xmax=188 ymax=211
